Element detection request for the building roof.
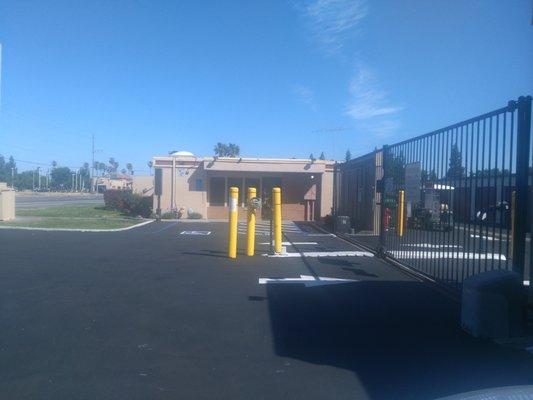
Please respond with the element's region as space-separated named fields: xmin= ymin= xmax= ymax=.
xmin=152 ymin=155 xmax=335 ymax=173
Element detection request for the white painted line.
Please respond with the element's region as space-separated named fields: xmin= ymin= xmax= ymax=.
xmin=264 ymin=250 xmax=373 ymax=258
xmin=0 ymin=219 xmax=154 ymax=232
xmin=470 ymin=234 xmax=495 ymax=241
xmin=524 ymin=280 xmax=530 ymax=286
xmin=258 ymin=241 xmax=318 ymax=246
xmin=305 ymin=233 xmax=337 ymax=237
xmin=180 ymin=231 xmax=211 ymax=235
xmin=390 ymin=251 xmax=506 ymax=260
xmin=259 ymin=274 xmax=358 ymax=287
xmin=402 ymin=243 xmax=462 ymax=249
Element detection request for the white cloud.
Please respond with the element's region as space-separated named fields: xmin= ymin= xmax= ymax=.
xmin=304 ymin=0 xmax=367 ymax=53
xmin=346 ymin=66 xmax=402 ymax=137
xmin=293 ymin=84 xmax=317 ymax=111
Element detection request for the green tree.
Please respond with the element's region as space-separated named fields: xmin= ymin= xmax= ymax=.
xmin=227 ymin=143 xmax=240 ymax=157
xmin=80 ymin=163 xmax=91 ymax=190
xmin=14 ymin=171 xmax=34 ymax=190
xmin=446 ymin=144 xmax=465 ymax=180
xmin=309 ymin=153 xmax=316 ymax=162
xmin=319 ymin=152 xmax=326 ymax=160
xmin=147 ymin=161 xmax=153 ymax=175
xmin=214 ymin=142 xmax=240 ymax=157
xmin=345 ymin=149 xmax=351 ymax=162
xmin=421 ymin=169 xmax=438 ymax=184
xmin=384 ymin=151 xmax=406 ymax=185
xmin=214 ymin=142 xmax=228 ymax=157
xmin=126 ymin=163 xmax=133 ymax=175
xmin=50 ymin=166 xmax=72 ymax=190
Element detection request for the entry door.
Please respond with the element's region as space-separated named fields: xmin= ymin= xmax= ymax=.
xmin=261 ymin=177 xmax=282 ymax=220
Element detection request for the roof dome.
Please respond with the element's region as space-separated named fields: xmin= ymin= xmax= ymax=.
xmin=170 ymin=150 xmax=194 ymax=157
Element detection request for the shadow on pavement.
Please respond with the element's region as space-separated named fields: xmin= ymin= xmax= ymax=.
xmin=265 ymin=280 xmax=533 ymax=400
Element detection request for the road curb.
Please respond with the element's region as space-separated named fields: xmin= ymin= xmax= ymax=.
xmin=0 ymin=219 xmax=155 ymax=233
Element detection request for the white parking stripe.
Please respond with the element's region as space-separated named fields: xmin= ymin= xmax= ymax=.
xmin=390 ymin=251 xmax=506 ymax=260
xmin=402 ymin=243 xmax=462 ymax=249
xmin=258 ymin=242 xmax=318 ymax=245
xmin=264 ymin=251 xmax=373 ymax=258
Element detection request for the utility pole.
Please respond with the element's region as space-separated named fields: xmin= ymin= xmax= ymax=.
xmin=91 ymin=134 xmax=95 ymax=193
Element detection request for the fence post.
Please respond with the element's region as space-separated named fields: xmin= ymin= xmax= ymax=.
xmin=512 ymin=96 xmax=532 ymax=279
xmin=379 ymin=145 xmax=389 ymax=252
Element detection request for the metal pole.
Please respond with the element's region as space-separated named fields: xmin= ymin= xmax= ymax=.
xmin=397 ymin=189 xmax=405 ymax=237
xmin=246 ymin=187 xmax=257 ymax=256
xmin=227 ymin=187 xmax=239 ymax=259
xmin=273 ymin=187 xmax=282 ymax=254
xmin=91 ymin=134 xmax=95 ymax=193
xmin=269 ymin=211 xmax=273 ymax=254
xmin=512 ymin=96 xmax=532 ymax=279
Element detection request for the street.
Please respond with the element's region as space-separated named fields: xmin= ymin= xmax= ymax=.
xmin=15 ymin=193 xmax=104 ymax=209
xmin=1 ymin=221 xmax=533 ymax=399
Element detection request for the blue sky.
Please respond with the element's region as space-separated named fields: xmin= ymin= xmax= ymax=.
xmin=0 ymin=0 xmax=531 ymax=173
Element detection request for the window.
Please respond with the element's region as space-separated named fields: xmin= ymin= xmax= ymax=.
xmin=209 ymin=177 xmax=225 ymax=205
xmin=195 ymin=179 xmax=204 ymax=191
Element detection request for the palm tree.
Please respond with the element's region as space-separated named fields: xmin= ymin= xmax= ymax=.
xmin=108 ymin=158 xmax=119 ymax=173
xmin=147 ymin=161 xmax=153 ymax=175
xmin=51 ymin=160 xmax=58 ymax=169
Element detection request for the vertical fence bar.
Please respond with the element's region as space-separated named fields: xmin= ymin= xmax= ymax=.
xmin=513 ymin=96 xmax=532 ymax=278
xmin=379 ymin=145 xmax=389 ymax=253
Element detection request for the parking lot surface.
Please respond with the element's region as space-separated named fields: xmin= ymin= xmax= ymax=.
xmin=1 ymin=221 xmax=533 ymax=399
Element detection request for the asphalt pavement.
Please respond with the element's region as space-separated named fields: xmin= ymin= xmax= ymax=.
xmin=1 ymin=221 xmax=533 ymax=399
xmin=15 ymin=193 xmax=104 ymax=209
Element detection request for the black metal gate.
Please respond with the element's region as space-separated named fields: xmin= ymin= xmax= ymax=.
xmin=378 ymin=96 xmax=531 ymax=287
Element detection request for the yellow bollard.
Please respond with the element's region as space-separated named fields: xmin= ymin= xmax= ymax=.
xmin=511 ymin=190 xmax=516 ymax=258
xmin=228 ymin=186 xmax=239 ymax=259
xmin=273 ymin=187 xmax=282 ymax=253
xmin=397 ymin=190 xmax=405 ymax=237
xmin=246 ymin=187 xmax=257 ymax=256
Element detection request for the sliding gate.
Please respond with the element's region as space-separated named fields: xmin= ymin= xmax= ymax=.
xmin=379 ymin=96 xmax=532 ymax=287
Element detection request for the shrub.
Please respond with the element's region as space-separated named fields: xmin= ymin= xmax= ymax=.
xmin=124 ymin=194 xmax=153 ymax=218
xmin=161 ymin=211 xmax=177 ymax=219
xmin=103 ymin=189 xmax=131 ymax=211
xmin=188 ymin=211 xmax=203 ymax=219
xmin=103 ymin=190 xmax=153 ymax=218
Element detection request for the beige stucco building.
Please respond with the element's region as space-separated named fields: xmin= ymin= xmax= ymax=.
xmin=152 ymin=151 xmax=335 ymax=221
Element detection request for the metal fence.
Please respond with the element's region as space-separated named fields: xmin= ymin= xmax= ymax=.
xmin=337 ymin=96 xmax=532 ymax=288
